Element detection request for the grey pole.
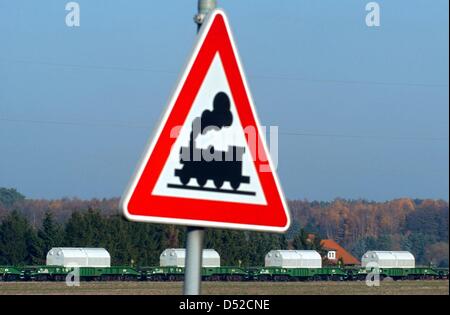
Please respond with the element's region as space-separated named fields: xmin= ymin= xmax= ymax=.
xmin=183 ymin=227 xmax=205 ymax=295
xmin=183 ymin=0 xmax=217 ymax=296
xmin=194 ymin=0 xmax=217 ymax=31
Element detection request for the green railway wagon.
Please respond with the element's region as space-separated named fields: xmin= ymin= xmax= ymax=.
xmin=25 ymin=266 xmax=68 ymax=281
xmin=311 ymin=267 xmax=348 ymax=281
xmin=253 ymin=267 xmax=347 ymax=281
xmin=344 ymin=267 xmax=368 ymax=281
xmin=381 ymin=267 xmax=439 ymax=280
xmin=354 ymin=266 xmax=441 ymax=280
xmin=142 ymin=266 xmax=249 ymax=281
xmin=0 ymin=266 xmax=24 ymax=281
xmin=142 ymin=266 xmax=185 ymax=281
xmin=98 ymin=266 xmax=141 ymax=281
xmin=385 ymin=267 xmax=438 ymax=280
xmin=435 ymin=268 xmax=449 ymax=279
xmin=27 ymin=266 xmax=141 ymax=281
xmin=202 ymin=267 xmax=248 ymax=281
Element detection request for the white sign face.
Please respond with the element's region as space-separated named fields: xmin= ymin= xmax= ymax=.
xmin=152 ymin=53 xmax=267 ymax=206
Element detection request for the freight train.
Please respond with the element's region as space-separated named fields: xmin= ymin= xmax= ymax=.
xmin=1 ymin=248 xmax=448 ymax=282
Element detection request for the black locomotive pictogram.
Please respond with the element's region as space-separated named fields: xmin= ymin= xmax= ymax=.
xmin=167 ymin=92 xmax=254 ymax=196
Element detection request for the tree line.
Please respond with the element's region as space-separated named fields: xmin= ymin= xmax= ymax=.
xmin=289 ymin=198 xmax=449 ymax=266
xmin=0 ymin=209 xmax=319 ymax=267
xmin=0 ymin=188 xmax=448 ymax=267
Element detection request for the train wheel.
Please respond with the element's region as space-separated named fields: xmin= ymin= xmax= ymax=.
xmin=230 ymin=180 xmax=241 ymax=190
xmin=274 ymin=275 xmax=289 ymax=282
xmin=213 ymin=179 xmax=224 ymax=189
xmin=257 ymin=275 xmax=271 ymax=282
xmin=123 ymin=275 xmax=138 ymax=281
xmin=36 ymin=274 xmax=50 ymax=281
xmin=197 ymin=177 xmax=207 ymax=187
xmin=4 ymin=275 xmax=18 ymax=282
xmin=180 ymin=174 xmax=190 ymax=186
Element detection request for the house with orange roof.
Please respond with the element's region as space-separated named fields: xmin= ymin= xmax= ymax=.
xmin=321 ymin=239 xmax=360 ymax=266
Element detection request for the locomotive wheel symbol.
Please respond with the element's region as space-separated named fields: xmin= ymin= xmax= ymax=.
xmin=214 ymin=179 xmax=224 ymax=189
xmin=231 ymin=180 xmax=241 ymax=191
xmin=197 ymin=176 xmax=207 ymax=187
xmin=180 ymin=174 xmax=190 ymax=186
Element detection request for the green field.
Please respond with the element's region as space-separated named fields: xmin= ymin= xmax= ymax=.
xmin=0 ymin=281 xmax=448 ymax=295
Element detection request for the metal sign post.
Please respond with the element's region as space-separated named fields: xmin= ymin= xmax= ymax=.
xmin=183 ymin=227 xmax=205 ymax=295
xmin=183 ymin=0 xmax=217 ymax=296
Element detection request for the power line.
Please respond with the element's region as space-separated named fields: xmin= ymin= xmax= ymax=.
xmin=1 ymin=58 xmax=448 ymax=88
xmin=0 ymin=118 xmax=149 ymax=129
xmin=0 ymin=59 xmax=175 ymax=75
xmin=281 ymin=131 xmax=449 ymax=142
xmin=1 ymin=117 xmax=448 ymax=142
xmin=251 ymin=73 xmax=449 ymax=88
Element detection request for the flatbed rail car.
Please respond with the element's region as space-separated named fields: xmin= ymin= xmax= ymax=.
xmin=141 ymin=266 xmax=248 ymax=281
xmin=22 ymin=266 xmax=141 ymax=281
xmin=0 ymin=266 xmax=24 ymax=281
xmin=249 ymin=266 xmax=348 ymax=281
xmin=110 ymin=265 xmax=449 ymax=282
xmin=346 ymin=266 xmax=446 ymax=281
xmin=435 ymin=268 xmax=449 ymax=279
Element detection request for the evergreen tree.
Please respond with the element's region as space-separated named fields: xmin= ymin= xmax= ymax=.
xmin=351 ymin=236 xmax=378 ymax=259
xmin=64 ymin=209 xmax=107 ymax=247
xmin=402 ymin=232 xmax=431 ymax=264
xmin=129 ymin=221 xmax=164 ymax=266
xmin=25 ymin=228 xmax=44 ymax=265
xmin=247 ymin=232 xmax=288 ymax=266
xmin=0 ymin=188 xmax=25 ymax=208
xmin=205 ymin=229 xmax=250 ymax=266
xmin=38 ymin=211 xmax=63 ymax=255
xmin=63 ymin=211 xmax=86 ymax=246
xmin=375 ymin=235 xmax=392 ymax=250
xmin=0 ymin=211 xmax=32 ymax=265
xmin=106 ymin=216 xmax=136 ymax=266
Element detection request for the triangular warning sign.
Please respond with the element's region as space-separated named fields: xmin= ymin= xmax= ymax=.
xmin=120 ymin=9 xmax=290 ymax=232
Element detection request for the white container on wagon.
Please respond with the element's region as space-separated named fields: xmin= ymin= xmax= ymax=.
xmin=46 ymin=247 xmax=111 ymax=267
xmin=160 ymin=249 xmax=221 ymax=268
xmin=361 ymin=251 xmax=415 ymax=268
xmin=265 ymin=250 xmax=322 ymax=268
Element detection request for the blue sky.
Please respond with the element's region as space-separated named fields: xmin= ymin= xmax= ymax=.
xmin=0 ymin=0 xmax=448 ymax=201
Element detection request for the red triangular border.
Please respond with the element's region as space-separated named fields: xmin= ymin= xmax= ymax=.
xmin=121 ymin=10 xmax=290 ymax=232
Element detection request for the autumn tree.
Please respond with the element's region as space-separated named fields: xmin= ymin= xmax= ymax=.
xmin=425 ymin=242 xmax=449 ymax=267
xmin=292 ymin=229 xmax=324 ymax=254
